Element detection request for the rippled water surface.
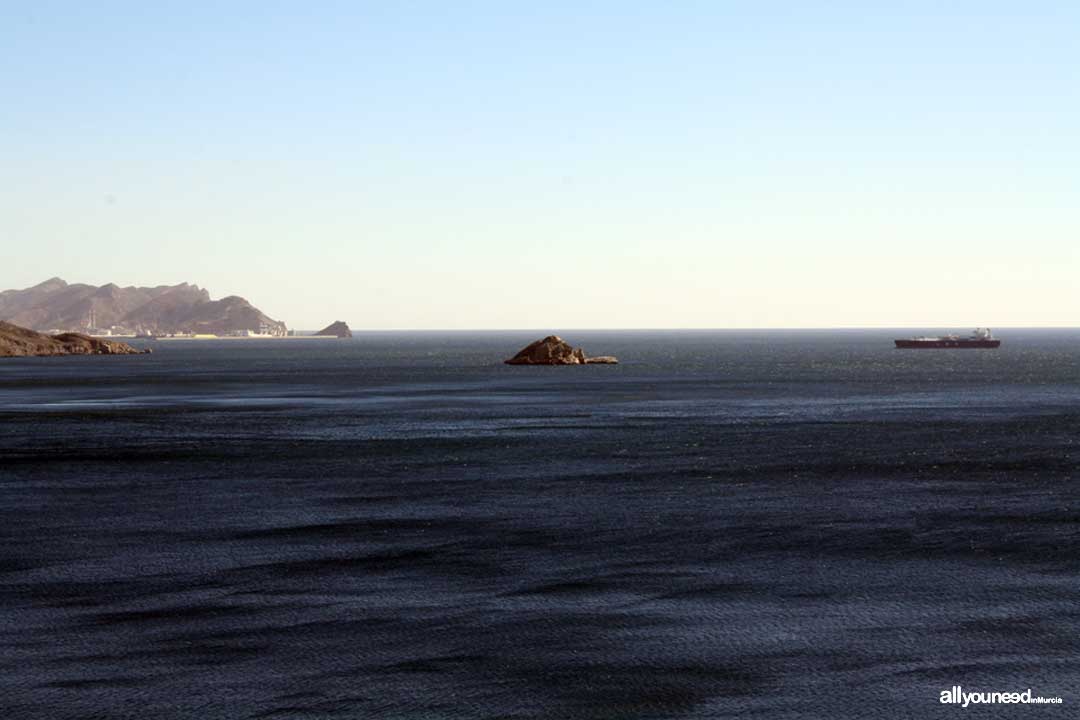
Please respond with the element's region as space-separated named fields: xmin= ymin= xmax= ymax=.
xmin=1 ymin=330 xmax=1078 ymax=718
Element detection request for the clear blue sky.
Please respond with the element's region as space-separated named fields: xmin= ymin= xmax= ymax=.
xmin=3 ymin=1 xmax=1077 ymax=328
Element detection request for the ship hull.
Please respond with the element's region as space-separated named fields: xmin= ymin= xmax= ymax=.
xmin=894 ymin=339 xmax=1000 ymax=349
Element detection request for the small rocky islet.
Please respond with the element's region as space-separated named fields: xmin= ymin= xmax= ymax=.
xmin=316 ymin=321 xmax=353 ymax=338
xmin=0 ymin=321 xmax=149 ymax=358
xmin=504 ymin=335 xmax=618 ymax=365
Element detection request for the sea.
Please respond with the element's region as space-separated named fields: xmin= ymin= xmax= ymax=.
xmin=1 ymin=330 xmax=1077 ymax=719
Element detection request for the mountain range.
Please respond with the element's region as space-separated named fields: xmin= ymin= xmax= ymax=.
xmin=0 ymin=278 xmax=287 ymax=336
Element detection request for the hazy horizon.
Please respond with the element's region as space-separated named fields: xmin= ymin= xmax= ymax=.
xmin=4 ymin=2 xmax=1078 ymax=329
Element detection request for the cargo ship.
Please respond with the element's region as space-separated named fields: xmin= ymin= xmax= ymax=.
xmin=895 ymin=328 xmax=1000 ymax=349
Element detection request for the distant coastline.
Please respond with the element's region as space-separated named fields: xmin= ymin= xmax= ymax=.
xmin=151 ymin=334 xmax=343 ymax=341
xmin=0 ymin=277 xmax=288 ymax=338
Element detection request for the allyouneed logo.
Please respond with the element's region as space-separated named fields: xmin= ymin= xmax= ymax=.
xmin=940 ymin=686 xmax=1062 ymax=707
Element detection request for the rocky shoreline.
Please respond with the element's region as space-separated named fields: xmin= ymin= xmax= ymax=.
xmin=0 ymin=321 xmax=150 ymax=358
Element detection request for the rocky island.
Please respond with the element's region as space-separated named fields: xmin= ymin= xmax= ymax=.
xmin=504 ymin=336 xmax=618 ymax=365
xmin=0 ymin=321 xmax=150 ymax=358
xmin=316 ymin=321 xmax=353 ymax=338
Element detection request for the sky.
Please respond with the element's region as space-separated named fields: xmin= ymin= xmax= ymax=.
xmin=2 ymin=1 xmax=1077 ymax=329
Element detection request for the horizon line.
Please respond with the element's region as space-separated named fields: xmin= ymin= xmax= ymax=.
xmin=289 ymin=325 xmax=1080 ymax=332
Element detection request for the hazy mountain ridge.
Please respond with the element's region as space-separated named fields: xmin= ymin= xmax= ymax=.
xmin=0 ymin=278 xmax=286 ymax=335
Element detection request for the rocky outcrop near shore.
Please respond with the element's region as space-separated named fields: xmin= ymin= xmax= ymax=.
xmin=316 ymin=321 xmax=353 ymax=338
xmin=0 ymin=321 xmax=150 ymax=357
xmin=504 ymin=336 xmax=618 ymax=365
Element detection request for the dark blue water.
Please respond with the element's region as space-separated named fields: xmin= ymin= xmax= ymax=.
xmin=2 ymin=330 xmax=1078 ymax=719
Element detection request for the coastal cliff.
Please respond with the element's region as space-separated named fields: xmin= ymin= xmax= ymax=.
xmin=0 ymin=321 xmax=149 ymax=357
